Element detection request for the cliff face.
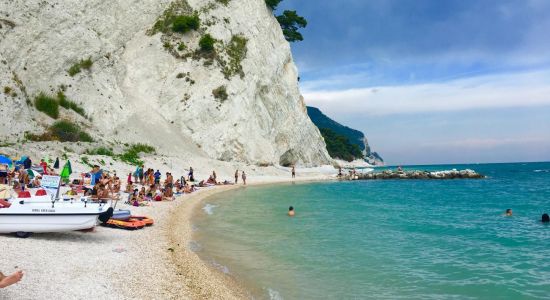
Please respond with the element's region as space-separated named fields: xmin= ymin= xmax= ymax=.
xmin=0 ymin=0 xmax=331 ymax=166
xmin=307 ymin=106 xmax=384 ymax=165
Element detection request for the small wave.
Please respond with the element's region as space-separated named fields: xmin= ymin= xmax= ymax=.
xmin=202 ymin=204 xmax=217 ymax=215
xmin=268 ymin=288 xmax=283 ymax=300
xmin=211 ymin=260 xmax=230 ymax=274
xmin=533 ymin=169 xmax=549 ymax=173
xmin=188 ymin=240 xmax=202 ymax=252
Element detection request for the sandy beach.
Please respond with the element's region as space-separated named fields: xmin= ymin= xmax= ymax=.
xmin=0 ymin=172 xmax=333 ymax=300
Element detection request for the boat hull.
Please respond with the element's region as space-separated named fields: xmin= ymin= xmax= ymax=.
xmin=0 ymin=214 xmax=100 ymax=233
xmin=0 ymin=202 xmax=112 ymax=233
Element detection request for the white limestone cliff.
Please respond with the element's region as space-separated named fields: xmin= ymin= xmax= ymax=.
xmin=0 ymin=0 xmax=331 ymax=166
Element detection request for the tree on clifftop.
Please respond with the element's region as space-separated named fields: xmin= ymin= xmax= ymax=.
xmin=265 ymin=0 xmax=307 ymax=42
xmin=265 ymin=0 xmax=282 ymax=10
xmin=276 ymin=10 xmax=307 ymax=42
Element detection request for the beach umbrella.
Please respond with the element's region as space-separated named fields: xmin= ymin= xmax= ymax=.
xmin=61 ymin=160 xmax=72 ymax=183
xmin=53 ymin=157 xmax=60 ymax=169
xmin=27 ymin=169 xmax=40 ymax=179
xmin=0 ymin=155 xmax=12 ymax=167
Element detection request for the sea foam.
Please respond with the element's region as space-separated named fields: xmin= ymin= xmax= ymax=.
xmin=268 ymin=288 xmax=283 ymax=300
xmin=202 ymin=204 xmax=217 ymax=215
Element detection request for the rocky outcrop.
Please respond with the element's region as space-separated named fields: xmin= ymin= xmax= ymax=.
xmin=0 ymin=0 xmax=331 ymax=167
xmin=346 ymin=169 xmax=485 ymax=180
xmin=307 ymin=106 xmax=384 ymax=165
xmin=363 ymin=137 xmax=384 ymax=166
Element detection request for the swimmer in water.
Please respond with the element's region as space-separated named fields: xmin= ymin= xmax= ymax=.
xmin=505 ymin=208 xmax=513 ymax=216
xmin=542 ymin=213 xmax=549 ymax=223
xmin=288 ymin=206 xmax=295 ymax=217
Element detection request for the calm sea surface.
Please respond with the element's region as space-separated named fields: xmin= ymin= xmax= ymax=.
xmin=192 ymin=162 xmax=550 ymax=299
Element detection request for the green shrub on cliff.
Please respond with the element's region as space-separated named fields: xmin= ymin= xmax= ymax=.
xmin=67 ymin=57 xmax=93 ymax=76
xmin=172 ymin=14 xmax=200 ymax=33
xmin=199 ymin=34 xmax=216 ymax=52
xmin=25 ymin=120 xmax=93 ymax=142
xmin=34 ymin=93 xmax=59 ymax=119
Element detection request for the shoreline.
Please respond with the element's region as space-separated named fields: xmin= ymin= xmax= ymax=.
xmin=165 ymin=175 xmax=334 ymax=299
xmin=0 ymin=174 xmax=333 ymax=299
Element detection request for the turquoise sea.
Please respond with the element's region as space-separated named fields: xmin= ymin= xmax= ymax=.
xmin=192 ymin=162 xmax=550 ymax=299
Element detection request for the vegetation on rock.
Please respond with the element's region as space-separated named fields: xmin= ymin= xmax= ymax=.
xmin=265 ymin=0 xmax=282 ymax=10
xmin=34 ymin=93 xmax=59 ymax=119
xmin=147 ymin=0 xmax=194 ymax=35
xmin=57 ymin=91 xmax=86 ymax=118
xmin=34 ymin=91 xmax=86 ymax=119
xmin=199 ymin=34 xmax=216 ymax=52
xmin=25 ymin=120 xmax=93 ymax=142
xmin=307 ymin=106 xmax=365 ymax=151
xmin=86 ymin=147 xmax=114 ymax=156
xmin=319 ymin=128 xmax=363 ymax=162
xmin=216 ymin=0 xmax=231 ymax=6
xmin=212 ymin=85 xmax=228 ymax=102
xmin=276 ymin=10 xmax=307 ymax=42
xmin=118 ymin=143 xmax=156 ymax=166
xmin=264 ymin=0 xmax=307 ymax=42
xmin=67 ymin=57 xmax=93 ymax=76
xmin=172 ymin=14 xmax=200 ymax=33
xmin=222 ymin=35 xmax=248 ymax=79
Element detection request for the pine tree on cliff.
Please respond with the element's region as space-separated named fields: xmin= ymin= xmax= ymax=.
xmin=265 ymin=0 xmax=308 ymax=42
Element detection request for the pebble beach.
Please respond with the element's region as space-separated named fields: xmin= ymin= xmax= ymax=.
xmin=0 ymin=173 xmax=332 ymax=300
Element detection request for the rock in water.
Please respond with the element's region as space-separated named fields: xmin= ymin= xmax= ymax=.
xmin=0 ymin=0 xmax=331 ymax=167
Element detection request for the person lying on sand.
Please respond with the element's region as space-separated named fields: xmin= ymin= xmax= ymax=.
xmin=206 ymin=176 xmax=216 ymax=185
xmin=182 ymin=183 xmax=193 ymax=194
xmin=0 ymin=270 xmax=23 ymax=288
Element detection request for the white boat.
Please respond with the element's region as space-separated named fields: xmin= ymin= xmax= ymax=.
xmin=0 ymin=193 xmax=113 ymax=237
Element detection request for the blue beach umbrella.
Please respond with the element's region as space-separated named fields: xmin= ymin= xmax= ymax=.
xmin=0 ymin=155 xmax=12 ymax=167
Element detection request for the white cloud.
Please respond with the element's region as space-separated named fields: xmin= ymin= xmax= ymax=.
xmin=420 ymin=137 xmax=550 ymax=149
xmin=303 ymin=69 xmax=550 ymax=115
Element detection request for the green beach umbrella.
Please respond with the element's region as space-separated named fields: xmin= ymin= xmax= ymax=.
xmin=27 ymin=169 xmax=40 ymax=179
xmin=60 ymin=160 xmax=72 ymax=183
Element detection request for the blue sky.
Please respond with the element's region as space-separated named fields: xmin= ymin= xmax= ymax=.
xmin=278 ymin=0 xmax=550 ymax=165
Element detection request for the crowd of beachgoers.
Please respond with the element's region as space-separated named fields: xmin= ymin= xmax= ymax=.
xmin=0 ymin=155 xmax=250 ymax=207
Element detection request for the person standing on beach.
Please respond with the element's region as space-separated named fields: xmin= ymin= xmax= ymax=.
xmin=138 ymin=165 xmax=144 ymax=185
xmin=188 ymin=167 xmax=194 ymax=182
xmin=0 ymin=270 xmax=23 ymax=288
xmin=212 ymin=170 xmax=217 ymax=182
xmin=154 ymin=170 xmax=161 ymax=185
xmin=242 ymin=171 xmax=247 ymax=185
xmin=39 ymin=159 xmax=48 ymax=175
xmin=291 ymin=166 xmax=296 ymax=178
xmin=234 ymin=170 xmax=239 ymax=184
